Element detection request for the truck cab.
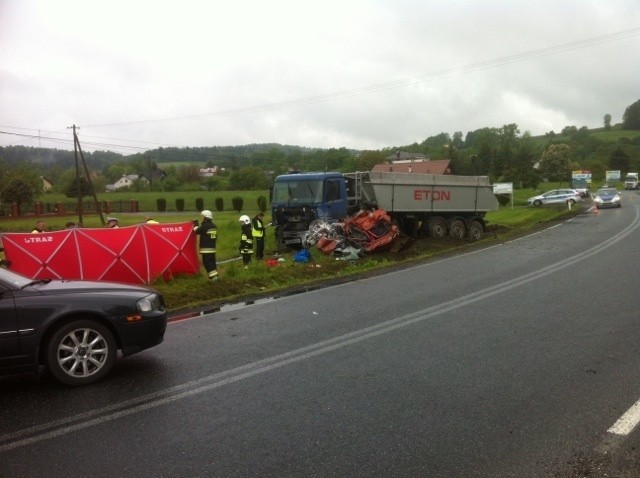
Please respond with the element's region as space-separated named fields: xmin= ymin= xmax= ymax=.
xmin=271 ymin=172 xmax=348 ymax=248
xmin=624 ymin=173 xmax=639 ymax=190
xmin=570 ymin=178 xmax=589 ymax=197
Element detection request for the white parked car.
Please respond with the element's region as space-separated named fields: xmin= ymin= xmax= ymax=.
xmin=527 ymin=189 xmax=582 ymax=207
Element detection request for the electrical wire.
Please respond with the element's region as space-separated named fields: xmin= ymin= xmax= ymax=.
xmin=1 ymin=27 xmax=638 ymax=152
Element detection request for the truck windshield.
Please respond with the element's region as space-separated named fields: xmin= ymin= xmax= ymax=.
xmin=272 ymin=180 xmax=323 ymax=203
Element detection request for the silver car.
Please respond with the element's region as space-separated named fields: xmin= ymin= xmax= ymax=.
xmin=527 ymin=189 xmax=582 ymax=207
xmin=593 ymin=187 xmax=621 ymax=208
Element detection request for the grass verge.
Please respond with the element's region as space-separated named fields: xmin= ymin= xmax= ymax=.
xmin=156 ymin=204 xmax=580 ymax=314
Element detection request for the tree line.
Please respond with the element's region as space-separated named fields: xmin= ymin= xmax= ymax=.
xmin=1 ymin=99 xmax=639 ymax=208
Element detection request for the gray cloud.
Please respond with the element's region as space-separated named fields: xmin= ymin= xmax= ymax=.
xmin=1 ymin=0 xmax=638 ymax=153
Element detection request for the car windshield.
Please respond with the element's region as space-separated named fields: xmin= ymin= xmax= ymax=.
xmin=597 ymin=189 xmax=617 ymax=196
xmin=0 ymin=267 xmax=32 ymax=288
xmin=272 ymin=179 xmax=323 ymax=203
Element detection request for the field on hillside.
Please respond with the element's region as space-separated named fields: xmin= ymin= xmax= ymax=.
xmin=4 ymin=190 xmax=271 ymax=216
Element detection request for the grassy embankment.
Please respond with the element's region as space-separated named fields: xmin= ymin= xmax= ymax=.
xmin=0 ymin=187 xmax=582 ymax=313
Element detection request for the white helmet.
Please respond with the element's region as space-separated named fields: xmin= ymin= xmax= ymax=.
xmin=201 ymin=210 xmax=212 ymax=219
xmin=239 ymin=215 xmax=250 ymax=225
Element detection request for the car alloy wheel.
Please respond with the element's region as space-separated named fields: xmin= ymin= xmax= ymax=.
xmin=46 ymin=320 xmax=117 ymax=386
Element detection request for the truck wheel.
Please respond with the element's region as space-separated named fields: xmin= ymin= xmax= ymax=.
xmin=46 ymin=319 xmax=117 ymax=386
xmin=448 ymin=219 xmax=466 ymax=239
xmin=467 ymin=220 xmax=484 ymax=241
xmin=427 ymin=217 xmax=447 ymax=239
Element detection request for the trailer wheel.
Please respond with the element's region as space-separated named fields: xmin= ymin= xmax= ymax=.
xmin=467 ymin=220 xmax=484 ymax=241
xmin=448 ymin=219 xmax=466 ymax=239
xmin=427 ymin=217 xmax=447 ymax=238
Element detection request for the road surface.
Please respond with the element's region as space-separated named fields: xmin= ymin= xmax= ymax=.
xmin=2 ymin=193 xmax=640 ymax=477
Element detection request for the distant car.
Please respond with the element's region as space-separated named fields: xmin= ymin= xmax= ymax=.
xmin=593 ymin=187 xmax=621 ymax=209
xmin=0 ymin=267 xmax=167 ymax=386
xmin=527 ymin=189 xmax=583 ymax=207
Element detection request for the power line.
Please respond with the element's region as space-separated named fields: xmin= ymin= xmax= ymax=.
xmin=2 ymin=27 xmax=638 ymax=152
xmin=84 ymin=27 xmax=640 ymax=128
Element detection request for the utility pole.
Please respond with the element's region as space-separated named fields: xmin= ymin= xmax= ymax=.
xmin=68 ymin=125 xmax=106 ymax=226
xmin=69 ymin=124 xmax=83 ymax=225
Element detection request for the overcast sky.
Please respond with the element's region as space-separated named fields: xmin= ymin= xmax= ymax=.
xmin=1 ymin=0 xmax=639 ymax=155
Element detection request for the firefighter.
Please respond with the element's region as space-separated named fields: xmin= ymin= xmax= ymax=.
xmin=239 ymin=215 xmax=253 ymax=268
xmin=193 ymin=210 xmax=218 ymax=280
xmin=31 ymin=220 xmax=46 ymax=233
xmin=106 ymin=217 xmax=119 ymax=228
xmin=251 ymin=212 xmax=267 ymax=260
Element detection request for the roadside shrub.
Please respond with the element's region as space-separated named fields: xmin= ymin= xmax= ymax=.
xmin=175 ymin=198 xmax=185 ymax=212
xmin=215 ymin=197 xmax=224 ymax=211
xmin=156 ymin=198 xmax=167 ymax=212
xmin=195 ymin=197 xmax=204 ymax=211
xmin=496 ymin=194 xmax=511 ymax=206
xmin=232 ymin=196 xmax=243 ymax=213
xmin=257 ymin=195 xmax=267 ymax=212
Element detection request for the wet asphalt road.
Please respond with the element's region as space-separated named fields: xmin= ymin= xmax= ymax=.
xmin=2 ymin=193 xmax=640 ymax=477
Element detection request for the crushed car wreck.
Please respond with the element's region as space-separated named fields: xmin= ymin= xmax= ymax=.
xmin=303 ymin=208 xmax=399 ymax=258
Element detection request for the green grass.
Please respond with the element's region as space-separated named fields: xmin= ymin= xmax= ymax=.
xmin=0 ymin=201 xmax=579 ymax=313
xmin=25 ymin=189 xmax=270 ymax=214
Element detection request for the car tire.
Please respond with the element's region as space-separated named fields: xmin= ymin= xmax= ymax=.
xmin=533 ymin=200 xmax=542 ymax=207
xmin=46 ymin=320 xmax=117 ymax=386
xmin=567 ymin=199 xmax=576 ymax=206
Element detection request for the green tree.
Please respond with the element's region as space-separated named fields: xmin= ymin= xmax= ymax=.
xmin=495 ymin=123 xmax=520 ymax=180
xmin=104 ymin=163 xmax=126 ymax=183
xmin=609 ymin=146 xmax=631 ymax=173
xmin=0 ymin=164 xmax=41 ymax=206
xmin=539 ymin=144 xmax=572 ymax=184
xmin=349 ymin=150 xmax=386 ymax=171
xmin=512 ymin=132 xmax=540 ymax=188
xmin=177 ymin=164 xmax=202 ymax=184
xmin=228 ymin=167 xmax=268 ymax=190
xmin=64 ymin=175 xmax=92 ymax=198
xmin=622 ymin=99 xmax=640 ymax=129
xmin=604 ymin=114 xmax=612 ymax=130
xmin=451 ymin=131 xmax=464 ymax=149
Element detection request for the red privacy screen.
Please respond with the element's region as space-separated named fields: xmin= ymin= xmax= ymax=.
xmin=2 ymin=222 xmax=199 ymax=284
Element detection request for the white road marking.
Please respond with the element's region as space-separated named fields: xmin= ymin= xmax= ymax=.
xmin=608 ymin=399 xmax=640 ymax=435
xmin=2 ymin=205 xmax=639 ymax=454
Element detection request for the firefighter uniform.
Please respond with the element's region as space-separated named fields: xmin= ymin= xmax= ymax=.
xmin=194 ymin=210 xmax=218 ymax=280
xmin=251 ymin=213 xmax=266 ymax=260
xmin=239 ymin=215 xmax=253 ymax=267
